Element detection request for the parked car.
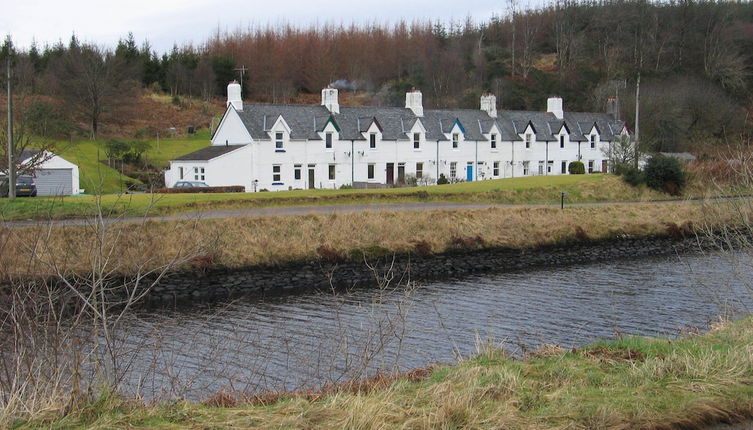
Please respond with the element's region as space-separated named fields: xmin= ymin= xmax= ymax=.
xmin=173 ymin=181 xmax=209 ymax=188
xmin=0 ymin=175 xmax=37 ymax=197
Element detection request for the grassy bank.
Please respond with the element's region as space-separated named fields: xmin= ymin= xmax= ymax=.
xmin=51 ymin=131 xmax=211 ymax=194
xmin=0 ymin=201 xmax=729 ymax=280
xmin=13 ymin=316 xmax=753 ymax=429
xmin=0 ymin=174 xmax=713 ymax=221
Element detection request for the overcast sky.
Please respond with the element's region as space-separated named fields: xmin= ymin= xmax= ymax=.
xmin=3 ymin=0 xmax=515 ymax=54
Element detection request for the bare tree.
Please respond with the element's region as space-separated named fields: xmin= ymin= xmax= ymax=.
xmin=47 ymin=42 xmax=138 ymax=139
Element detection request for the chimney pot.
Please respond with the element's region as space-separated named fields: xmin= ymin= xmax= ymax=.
xmin=227 ymin=81 xmax=243 ymax=111
xmin=405 ymin=89 xmax=423 ymax=117
xmin=547 ymin=97 xmax=563 ymax=119
xmin=322 ymin=87 xmax=340 ymax=113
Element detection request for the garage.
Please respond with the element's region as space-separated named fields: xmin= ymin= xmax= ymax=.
xmin=34 ymin=168 xmax=74 ymax=196
xmin=17 ymin=150 xmax=81 ymax=196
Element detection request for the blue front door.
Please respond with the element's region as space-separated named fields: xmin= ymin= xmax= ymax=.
xmin=466 ymin=165 xmax=473 ymax=181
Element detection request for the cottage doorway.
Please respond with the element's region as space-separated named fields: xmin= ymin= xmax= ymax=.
xmin=386 ymin=163 xmax=394 ymax=185
xmin=602 ymin=160 xmax=608 ymax=173
xmin=466 ymin=164 xmax=473 ymax=181
xmin=308 ymin=165 xmax=315 ymax=189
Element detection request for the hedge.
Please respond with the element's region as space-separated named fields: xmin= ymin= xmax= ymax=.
xmin=153 ymin=186 xmax=246 ymax=194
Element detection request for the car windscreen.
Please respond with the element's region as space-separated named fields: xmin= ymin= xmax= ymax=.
xmin=17 ymin=177 xmax=34 ymax=185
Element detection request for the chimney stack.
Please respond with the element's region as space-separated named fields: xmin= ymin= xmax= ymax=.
xmin=321 ymin=86 xmax=340 ymax=114
xmin=547 ymin=96 xmax=563 ymax=119
xmin=405 ymin=88 xmax=423 ymax=117
xmin=606 ymin=97 xmax=620 ymax=120
xmin=227 ymin=80 xmax=243 ymax=111
xmin=480 ymin=93 xmax=497 ymax=118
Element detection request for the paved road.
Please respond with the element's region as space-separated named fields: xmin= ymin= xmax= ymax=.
xmin=0 ymin=197 xmax=745 ymax=228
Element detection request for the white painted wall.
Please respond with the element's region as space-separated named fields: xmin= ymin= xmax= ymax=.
xmin=164 ymin=145 xmax=254 ymax=191
xmin=23 ymin=151 xmax=81 ymax=195
xmin=211 ymin=108 xmax=253 ymax=146
xmin=173 ymin=101 xmax=622 ymax=192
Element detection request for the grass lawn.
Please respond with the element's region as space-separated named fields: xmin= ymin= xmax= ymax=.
xmin=0 ymin=174 xmax=678 ymax=221
xmin=12 ymin=316 xmax=753 ymax=429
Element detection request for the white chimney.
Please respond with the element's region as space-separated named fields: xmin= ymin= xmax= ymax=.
xmin=321 ymin=86 xmax=340 ymax=114
xmin=227 ymin=81 xmax=243 ymax=111
xmin=405 ymin=88 xmax=423 ymax=117
xmin=480 ymin=93 xmax=497 ymax=118
xmin=547 ymin=97 xmax=563 ymax=119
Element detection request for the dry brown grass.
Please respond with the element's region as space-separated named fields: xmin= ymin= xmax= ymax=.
xmin=0 ymin=201 xmax=738 ymax=280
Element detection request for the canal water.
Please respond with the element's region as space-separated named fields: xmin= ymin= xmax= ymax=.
xmin=110 ymin=249 xmax=752 ymax=400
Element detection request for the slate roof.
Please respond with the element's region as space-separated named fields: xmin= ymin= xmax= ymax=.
xmin=173 ymin=145 xmax=245 ymax=161
xmin=228 ymin=103 xmax=626 ymax=144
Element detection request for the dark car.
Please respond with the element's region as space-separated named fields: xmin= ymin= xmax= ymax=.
xmin=0 ymin=175 xmax=37 ymax=197
xmin=173 ymin=181 xmax=209 ymax=188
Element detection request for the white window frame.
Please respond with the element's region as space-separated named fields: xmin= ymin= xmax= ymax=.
xmin=523 ymin=161 xmax=530 ymax=176
xmin=450 ymin=161 xmax=457 ymax=178
xmin=452 ymin=133 xmax=459 ymax=149
xmin=493 ymin=161 xmax=500 ymax=177
xmin=325 ymin=132 xmax=333 ymax=150
xmin=588 ymin=160 xmax=594 ymax=173
xmin=413 ymin=132 xmax=421 ymax=150
xmin=367 ymin=163 xmax=375 ymax=180
xmin=194 ymin=167 xmax=205 ymax=181
xmin=562 ymin=160 xmax=567 ymax=174
xmin=369 ymin=133 xmax=377 ymax=149
xmin=328 ymin=163 xmax=336 ymax=180
xmin=490 ymin=134 xmax=497 ymax=150
xmin=272 ymin=164 xmax=281 ymax=182
xmin=275 ymin=132 xmax=284 ymax=151
xmin=559 ymin=135 xmax=565 ymax=149
xmin=525 ymin=134 xmax=533 ymax=149
xmin=294 ymin=164 xmax=302 ymax=180
xmin=416 ymin=162 xmax=423 ymax=179
xmin=590 ymin=134 xmax=597 ymax=149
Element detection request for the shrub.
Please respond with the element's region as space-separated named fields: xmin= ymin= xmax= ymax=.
xmin=568 ymin=161 xmax=586 ymax=174
xmin=644 ymin=156 xmax=686 ymax=195
xmin=339 ymin=184 xmax=353 ymax=190
xmin=437 ymin=173 xmax=449 ymax=185
xmin=622 ymin=166 xmax=645 ymax=186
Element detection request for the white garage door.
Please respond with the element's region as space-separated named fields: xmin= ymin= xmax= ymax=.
xmin=35 ymin=169 xmax=73 ymax=196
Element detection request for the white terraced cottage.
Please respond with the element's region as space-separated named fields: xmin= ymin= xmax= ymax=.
xmin=165 ymin=82 xmax=630 ymax=191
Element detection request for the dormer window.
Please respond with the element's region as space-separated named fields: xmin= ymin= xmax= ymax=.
xmin=525 ymin=133 xmax=533 ymax=149
xmin=325 ymin=132 xmax=333 ymax=149
xmin=275 ymin=132 xmax=284 ymax=151
xmin=452 ymin=133 xmax=459 ymax=149
xmin=413 ymin=132 xmax=421 ymax=149
xmin=590 ymin=135 xmax=596 ymax=149
xmin=491 ymin=134 xmax=497 ymax=149
xmin=559 ymin=135 xmax=565 ymax=149
xmin=370 ymin=133 xmax=376 ymax=149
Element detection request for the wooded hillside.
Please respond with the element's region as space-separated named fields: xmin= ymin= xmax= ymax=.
xmin=1 ymin=0 xmax=752 ymax=152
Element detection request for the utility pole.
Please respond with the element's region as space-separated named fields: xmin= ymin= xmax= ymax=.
xmin=235 ymin=65 xmax=248 ymax=88
xmin=6 ymin=56 xmax=15 ymax=200
xmin=634 ymin=72 xmax=641 ymax=169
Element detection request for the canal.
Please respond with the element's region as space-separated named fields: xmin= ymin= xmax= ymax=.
xmin=107 ymin=249 xmax=752 ymax=400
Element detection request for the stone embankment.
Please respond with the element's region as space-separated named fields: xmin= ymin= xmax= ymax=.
xmin=142 ymin=233 xmax=707 ymax=305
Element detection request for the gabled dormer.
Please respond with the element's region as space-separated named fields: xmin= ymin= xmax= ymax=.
xmin=320 ymin=115 xmax=341 ymax=150
xmin=409 ymin=119 xmax=427 ymax=150
xmin=363 ymin=118 xmax=383 ymax=150
xmin=448 ymin=119 xmax=465 ymax=150
xmin=520 ymin=121 xmax=536 ymax=149
xmin=488 ymin=123 xmax=501 ymax=151
xmin=270 ymin=115 xmax=292 ymax=152
xmin=587 ymin=122 xmax=601 ymax=149
xmin=556 ymin=122 xmax=570 ymax=149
